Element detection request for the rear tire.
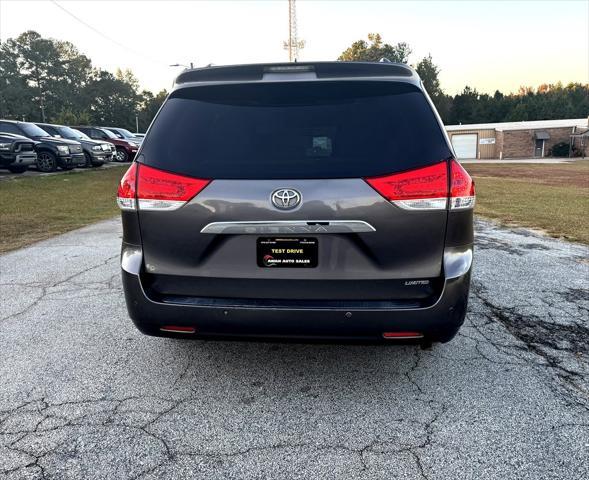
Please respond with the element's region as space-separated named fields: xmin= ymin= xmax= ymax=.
xmin=37 ymin=151 xmax=57 ymax=172
xmin=8 ymin=165 xmax=28 ymax=174
xmin=116 ymin=148 xmax=129 ymax=162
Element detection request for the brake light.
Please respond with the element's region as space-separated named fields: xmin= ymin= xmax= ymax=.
xmin=364 ymin=159 xmax=475 ymax=211
xmin=365 ymin=161 xmax=448 ymax=210
xmin=449 ymin=159 xmax=476 ymax=210
xmin=116 ymin=163 xmax=210 ymax=211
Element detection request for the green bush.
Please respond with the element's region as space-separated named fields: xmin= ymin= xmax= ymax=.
xmin=549 ymin=142 xmax=570 ymax=157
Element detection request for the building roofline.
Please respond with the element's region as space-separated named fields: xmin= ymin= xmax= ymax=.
xmin=446 ymin=118 xmax=588 ymax=132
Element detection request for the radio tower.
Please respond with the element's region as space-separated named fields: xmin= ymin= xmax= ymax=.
xmin=283 ymin=0 xmax=305 ymax=62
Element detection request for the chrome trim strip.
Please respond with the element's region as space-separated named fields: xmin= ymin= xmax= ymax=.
xmin=200 ymin=220 xmax=376 ymax=234
xmin=121 ymin=246 xmax=143 ymax=275
xmin=444 ymin=247 xmax=473 ymax=279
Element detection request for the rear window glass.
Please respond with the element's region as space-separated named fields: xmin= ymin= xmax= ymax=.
xmin=140 ymin=81 xmax=451 ymax=179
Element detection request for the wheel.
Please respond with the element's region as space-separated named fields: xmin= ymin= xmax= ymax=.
xmin=116 ymin=148 xmax=129 ymax=162
xmin=7 ymin=165 xmax=28 ymax=174
xmin=37 ymin=151 xmax=57 ymax=172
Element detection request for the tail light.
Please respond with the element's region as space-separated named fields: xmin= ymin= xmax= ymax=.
xmin=117 ymin=162 xmax=137 ymax=210
xmin=117 ymin=163 xmax=210 ymax=211
xmin=364 ymin=159 xmax=475 ymax=210
xmin=449 ymin=159 xmax=476 ymax=210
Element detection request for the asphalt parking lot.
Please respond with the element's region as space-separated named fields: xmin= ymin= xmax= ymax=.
xmin=1 ymin=218 xmax=588 ymax=479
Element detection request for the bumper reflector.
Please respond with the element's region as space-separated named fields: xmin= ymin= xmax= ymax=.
xmin=382 ymin=331 xmax=423 ymax=339
xmin=160 ymin=326 xmax=196 ymax=334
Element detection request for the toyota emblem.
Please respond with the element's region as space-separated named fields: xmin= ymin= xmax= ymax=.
xmin=271 ymin=188 xmax=301 ymax=210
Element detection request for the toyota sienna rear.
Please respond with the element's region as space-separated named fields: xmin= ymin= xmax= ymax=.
xmin=118 ymin=62 xmax=474 ymax=344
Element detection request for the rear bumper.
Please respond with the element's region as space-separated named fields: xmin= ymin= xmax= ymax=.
xmin=121 ymin=244 xmax=472 ymax=342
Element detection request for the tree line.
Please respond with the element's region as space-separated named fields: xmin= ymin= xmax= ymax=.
xmin=1 ymin=31 xmax=587 ymax=131
xmin=339 ymin=34 xmax=588 ymax=125
xmin=0 ymin=31 xmax=167 ymax=132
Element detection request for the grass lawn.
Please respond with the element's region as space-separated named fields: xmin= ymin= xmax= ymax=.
xmin=0 ymin=166 xmax=127 ymax=254
xmin=0 ymin=161 xmax=587 ymax=254
xmin=464 ymin=161 xmax=589 ymax=244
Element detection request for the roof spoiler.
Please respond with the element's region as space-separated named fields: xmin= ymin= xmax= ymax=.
xmin=175 ymin=61 xmax=415 ymax=85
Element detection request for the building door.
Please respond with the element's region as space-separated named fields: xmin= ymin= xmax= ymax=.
xmin=451 ymin=134 xmax=478 ymax=159
xmin=534 ymin=139 xmax=544 ymax=157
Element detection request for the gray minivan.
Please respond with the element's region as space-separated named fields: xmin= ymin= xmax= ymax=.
xmin=117 ymin=62 xmax=475 ymax=345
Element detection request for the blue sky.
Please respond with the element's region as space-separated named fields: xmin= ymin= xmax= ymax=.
xmin=1 ymin=0 xmax=587 ymax=95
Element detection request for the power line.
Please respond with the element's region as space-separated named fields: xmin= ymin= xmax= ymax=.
xmin=49 ymin=0 xmax=168 ymax=67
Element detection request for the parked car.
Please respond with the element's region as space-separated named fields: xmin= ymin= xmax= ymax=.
xmin=117 ymin=62 xmax=475 ymax=345
xmin=71 ymin=128 xmax=117 ymax=165
xmin=0 ymin=120 xmax=85 ymax=172
xmin=134 ymin=133 xmax=146 ymax=139
xmin=0 ymin=132 xmax=37 ymax=173
xmin=72 ymin=126 xmax=138 ymax=162
xmin=35 ymin=123 xmax=114 ymax=168
xmin=103 ymin=127 xmax=143 ymax=144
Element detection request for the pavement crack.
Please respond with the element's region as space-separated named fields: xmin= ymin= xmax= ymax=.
xmin=471 ymin=280 xmax=589 ymax=410
xmin=0 ymin=254 xmax=118 ymax=322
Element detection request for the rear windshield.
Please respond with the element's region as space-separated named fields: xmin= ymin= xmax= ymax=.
xmin=140 ymin=81 xmax=451 ymax=179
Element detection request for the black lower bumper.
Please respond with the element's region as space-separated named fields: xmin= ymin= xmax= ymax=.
xmin=90 ymin=151 xmax=112 ymax=164
xmin=72 ymin=153 xmax=86 ymax=166
xmin=121 ymin=246 xmax=472 ymax=343
xmin=57 ymin=153 xmax=85 ymax=168
xmin=0 ymin=152 xmax=37 ymax=168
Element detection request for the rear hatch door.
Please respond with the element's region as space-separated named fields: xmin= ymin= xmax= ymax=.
xmin=135 ymin=81 xmax=453 ymax=301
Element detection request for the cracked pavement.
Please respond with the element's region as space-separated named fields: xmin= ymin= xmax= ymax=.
xmin=1 ymin=218 xmax=588 ymax=479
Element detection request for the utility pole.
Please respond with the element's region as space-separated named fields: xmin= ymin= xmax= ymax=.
xmin=169 ymin=62 xmax=195 ymax=70
xmin=283 ymin=0 xmax=305 ymax=62
xmin=135 ymin=114 xmax=139 ymax=133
